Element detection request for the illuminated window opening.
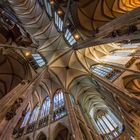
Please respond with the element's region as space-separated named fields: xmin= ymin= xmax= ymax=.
xmin=54 ymin=11 xmax=63 ymax=31
xmin=29 ymin=106 xmax=40 ymax=124
xmin=40 ymin=97 xmax=50 ymax=119
xmin=91 ymin=65 xmax=122 ymax=81
xmin=21 ymin=111 xmax=30 ymax=128
xmin=53 ymin=91 xmax=66 ymax=121
xmin=44 ymin=0 xmax=52 ymax=17
xmin=32 ymin=53 xmax=45 ymax=67
xmin=94 ymin=111 xmax=123 ymax=140
xmin=64 ymin=29 xmax=77 ymax=45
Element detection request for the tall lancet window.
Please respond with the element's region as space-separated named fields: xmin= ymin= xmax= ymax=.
xmin=64 ymin=29 xmax=77 ymax=46
xmin=53 ymin=90 xmax=66 ymax=121
xmin=44 ymin=0 xmax=52 ymax=17
xmin=26 ymin=105 xmax=40 ymax=133
xmin=38 ymin=96 xmax=50 ymax=128
xmin=40 ymin=97 xmax=50 ymax=118
xmin=21 ymin=111 xmax=30 ymax=128
xmin=29 ymin=105 xmax=40 ymax=124
xmin=91 ymin=65 xmax=122 ymax=81
xmin=54 ymin=9 xmax=64 ymax=31
xmin=94 ymin=110 xmax=123 ymax=140
xmin=64 ymin=20 xmax=80 ymax=46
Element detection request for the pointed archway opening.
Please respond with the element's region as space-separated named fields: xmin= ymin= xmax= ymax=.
xmin=54 ymin=123 xmax=73 ymax=140
xmin=37 ymin=132 xmax=47 ymax=140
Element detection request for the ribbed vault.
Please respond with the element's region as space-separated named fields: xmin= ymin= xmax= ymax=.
xmin=69 ymin=76 xmax=107 ymax=113
xmin=77 ymin=0 xmax=140 ymax=31
xmin=0 ymin=51 xmax=29 ymax=99
xmin=8 ymin=0 xmax=136 ymax=112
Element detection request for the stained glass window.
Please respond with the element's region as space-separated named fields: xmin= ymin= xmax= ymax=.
xmin=40 ymin=97 xmax=50 ymax=118
xmin=44 ymin=0 xmax=52 ymax=17
xmin=95 ymin=111 xmax=123 ymax=140
xmin=53 ymin=91 xmax=66 ymax=120
xmin=64 ymin=29 xmax=76 ymax=45
xmin=54 ymin=12 xmax=63 ymax=31
xmin=21 ymin=111 xmax=30 ymax=128
xmin=29 ymin=105 xmax=40 ymax=124
xmin=32 ymin=53 xmax=45 ymax=67
xmin=91 ymin=65 xmax=121 ymax=81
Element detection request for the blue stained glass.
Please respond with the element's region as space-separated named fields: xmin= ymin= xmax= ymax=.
xmin=53 ymin=91 xmax=66 ymax=120
xmin=64 ymin=29 xmax=77 ymax=45
xmin=21 ymin=111 xmax=30 ymax=128
xmin=44 ymin=0 xmax=52 ymax=17
xmin=32 ymin=53 xmax=45 ymax=67
xmin=91 ymin=65 xmax=120 ymax=81
xmin=54 ymin=12 xmax=63 ymax=31
xmin=29 ymin=106 xmax=40 ymax=124
xmin=95 ymin=112 xmax=123 ymax=139
xmin=40 ymin=97 xmax=50 ymax=118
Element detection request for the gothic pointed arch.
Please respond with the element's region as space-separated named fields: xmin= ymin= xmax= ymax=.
xmin=0 ymin=51 xmax=30 ymax=99
xmin=36 ymin=132 xmax=47 ymax=140
xmin=52 ymin=90 xmax=66 ymax=121
xmin=53 ymin=123 xmax=73 ymax=140
xmin=123 ymin=75 xmax=140 ymax=94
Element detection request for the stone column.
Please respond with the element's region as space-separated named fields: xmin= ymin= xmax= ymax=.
xmin=76 ymin=102 xmax=102 ymax=140
xmin=64 ymin=93 xmax=83 ymax=140
xmin=48 ymin=100 xmax=53 ymax=140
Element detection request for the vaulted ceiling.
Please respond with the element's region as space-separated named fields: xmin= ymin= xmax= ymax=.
xmin=5 ymin=0 xmax=139 ymax=111
xmin=0 ymin=51 xmax=28 ymax=99
xmin=77 ymin=0 xmax=140 ymax=31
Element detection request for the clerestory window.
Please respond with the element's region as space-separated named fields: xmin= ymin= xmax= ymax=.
xmin=29 ymin=105 xmax=40 ymax=124
xmin=21 ymin=111 xmax=30 ymax=128
xmin=94 ymin=111 xmax=123 ymax=140
xmin=53 ymin=91 xmax=66 ymax=120
xmin=44 ymin=0 xmax=52 ymax=17
xmin=64 ymin=29 xmax=77 ymax=45
xmin=91 ymin=65 xmax=121 ymax=81
xmin=54 ymin=10 xmax=63 ymax=31
xmin=32 ymin=53 xmax=45 ymax=67
xmin=40 ymin=96 xmax=50 ymax=119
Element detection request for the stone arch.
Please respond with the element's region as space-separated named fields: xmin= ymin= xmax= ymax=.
xmin=53 ymin=123 xmax=73 ymax=140
xmin=52 ymin=88 xmax=62 ymax=99
xmin=36 ymin=132 xmax=47 ymax=140
xmin=123 ymin=75 xmax=140 ymax=95
xmin=0 ymin=51 xmax=30 ymax=99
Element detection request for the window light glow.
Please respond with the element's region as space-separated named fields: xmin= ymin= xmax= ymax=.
xmin=53 ymin=91 xmax=66 ymax=120
xmin=29 ymin=106 xmax=40 ymax=124
xmin=40 ymin=97 xmax=50 ymax=118
xmin=95 ymin=112 xmax=122 ymax=140
xmin=44 ymin=0 xmax=52 ymax=17
xmin=54 ymin=12 xmax=63 ymax=31
xmin=64 ymin=29 xmax=77 ymax=45
xmin=32 ymin=53 xmax=45 ymax=67
xmin=21 ymin=111 xmax=30 ymax=128
xmin=91 ymin=65 xmax=121 ymax=81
